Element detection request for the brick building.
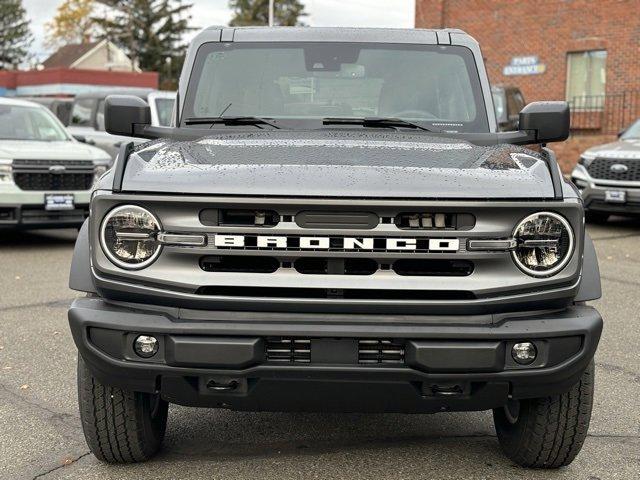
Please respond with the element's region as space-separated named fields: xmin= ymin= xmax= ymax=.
xmin=415 ymin=0 xmax=640 ymax=170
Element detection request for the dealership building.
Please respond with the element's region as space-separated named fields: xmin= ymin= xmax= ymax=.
xmin=415 ymin=0 xmax=640 ymax=170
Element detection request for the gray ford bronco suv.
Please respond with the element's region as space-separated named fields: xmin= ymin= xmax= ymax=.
xmin=68 ymin=27 xmax=603 ymax=468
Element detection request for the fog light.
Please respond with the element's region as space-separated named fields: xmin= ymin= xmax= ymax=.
xmin=512 ymin=342 xmax=537 ymax=365
xmin=134 ymin=335 xmax=158 ymax=358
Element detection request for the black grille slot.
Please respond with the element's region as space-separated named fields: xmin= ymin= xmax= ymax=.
xmin=12 ymin=159 xmax=93 ymax=167
xmin=358 ymin=339 xmax=405 ymax=364
xmin=196 ymin=286 xmax=474 ymax=300
xmin=587 ymin=158 xmax=640 ymax=181
xmin=200 ymin=255 xmax=279 ymax=273
xmin=395 ymin=212 xmax=475 ymax=230
xmin=393 ymin=259 xmax=474 ymax=276
xmin=266 ymin=338 xmax=311 ymax=363
xmin=223 ymin=209 xmax=279 ymax=227
xmin=13 ymin=172 xmax=93 ymax=191
xmin=295 ymin=211 xmax=379 ymax=229
xmin=293 ymin=258 xmax=378 ymax=275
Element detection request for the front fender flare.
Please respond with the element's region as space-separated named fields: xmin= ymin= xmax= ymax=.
xmin=69 ymin=219 xmax=97 ymax=294
xmin=575 ymin=232 xmax=601 ymax=302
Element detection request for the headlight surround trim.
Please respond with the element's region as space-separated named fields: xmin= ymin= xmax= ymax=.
xmin=511 ymin=211 xmax=575 ymax=278
xmin=99 ymin=204 xmax=162 ymax=270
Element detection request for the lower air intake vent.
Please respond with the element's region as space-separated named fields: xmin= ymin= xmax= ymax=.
xmin=358 ymin=339 xmax=405 ymax=364
xmin=266 ymin=338 xmax=311 ymax=363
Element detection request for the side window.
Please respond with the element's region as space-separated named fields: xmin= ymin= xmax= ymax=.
xmin=70 ymin=98 xmax=94 ymax=127
xmin=96 ymin=100 xmax=105 ymax=131
xmin=566 ymin=50 xmax=607 ymax=110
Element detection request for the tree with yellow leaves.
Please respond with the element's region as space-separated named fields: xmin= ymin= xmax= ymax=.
xmin=45 ymin=0 xmax=97 ymax=48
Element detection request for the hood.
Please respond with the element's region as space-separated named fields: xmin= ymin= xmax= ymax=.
xmin=0 ymin=140 xmax=110 ymax=163
xmin=584 ymin=138 xmax=640 ymax=160
xmin=123 ymin=131 xmax=555 ymax=199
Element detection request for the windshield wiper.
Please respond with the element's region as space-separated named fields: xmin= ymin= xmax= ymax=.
xmin=184 ymin=116 xmax=280 ymax=129
xmin=322 ymin=117 xmax=434 ymax=132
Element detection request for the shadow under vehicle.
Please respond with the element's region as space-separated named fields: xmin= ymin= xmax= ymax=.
xmin=68 ymin=27 xmax=602 ymax=469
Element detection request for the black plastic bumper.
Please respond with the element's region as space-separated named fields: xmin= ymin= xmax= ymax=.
xmin=580 ymin=186 xmax=640 ymax=215
xmin=0 ymin=204 xmax=89 ymax=229
xmin=68 ymin=298 xmax=602 ymax=413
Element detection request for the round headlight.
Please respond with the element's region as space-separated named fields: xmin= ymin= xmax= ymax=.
xmin=100 ymin=205 xmax=161 ymax=269
xmin=512 ymin=212 xmax=574 ymax=277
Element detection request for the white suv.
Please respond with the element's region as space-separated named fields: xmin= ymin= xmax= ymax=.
xmin=0 ymin=97 xmax=111 ymax=229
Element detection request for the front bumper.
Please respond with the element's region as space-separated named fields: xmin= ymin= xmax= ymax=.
xmin=0 ymin=189 xmax=90 ymax=228
xmin=579 ymin=185 xmax=640 ymax=215
xmin=69 ymin=297 xmax=602 ymax=413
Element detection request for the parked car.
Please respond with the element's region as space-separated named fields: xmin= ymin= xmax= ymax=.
xmin=571 ymin=119 xmax=640 ymax=222
xmin=20 ymin=96 xmax=73 ymax=126
xmin=0 ymin=97 xmax=111 ymax=229
xmin=68 ymin=27 xmax=602 ymax=469
xmin=492 ymin=85 xmax=526 ymax=131
xmin=67 ymin=89 xmax=175 ymax=161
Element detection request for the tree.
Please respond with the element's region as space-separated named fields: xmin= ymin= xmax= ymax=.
xmin=0 ymin=0 xmax=33 ymax=69
xmin=45 ymin=0 xmax=97 ymax=48
xmin=229 ymin=0 xmax=307 ymax=27
xmin=93 ymin=0 xmax=194 ymax=88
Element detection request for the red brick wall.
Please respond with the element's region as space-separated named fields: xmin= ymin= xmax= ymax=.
xmin=415 ymin=0 xmax=639 ymax=171
xmin=415 ymin=0 xmax=640 ymax=103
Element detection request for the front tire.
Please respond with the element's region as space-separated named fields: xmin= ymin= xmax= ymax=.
xmin=77 ymin=357 xmax=168 ymax=463
xmin=493 ymin=361 xmax=594 ymax=468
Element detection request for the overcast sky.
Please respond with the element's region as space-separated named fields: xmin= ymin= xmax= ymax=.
xmin=24 ymin=0 xmax=415 ymax=61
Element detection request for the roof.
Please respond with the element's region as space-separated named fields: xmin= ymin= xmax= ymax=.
xmin=0 ymin=97 xmax=46 ymax=108
xmin=42 ymin=42 xmax=100 ymax=69
xmin=191 ymin=26 xmax=475 ymax=48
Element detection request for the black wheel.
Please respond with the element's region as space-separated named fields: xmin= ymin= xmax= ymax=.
xmin=77 ymin=356 xmax=168 ymax=463
xmin=493 ymin=361 xmax=594 ymax=468
xmin=585 ymin=211 xmax=609 ymax=223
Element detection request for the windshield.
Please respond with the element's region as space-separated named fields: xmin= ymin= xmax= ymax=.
xmin=154 ymin=97 xmax=175 ymax=126
xmin=183 ymin=42 xmax=489 ymax=132
xmin=622 ymin=120 xmax=640 ymax=139
xmin=0 ymin=104 xmax=70 ymax=141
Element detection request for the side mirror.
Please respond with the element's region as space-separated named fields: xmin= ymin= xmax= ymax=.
xmin=518 ymin=101 xmax=570 ymax=143
xmin=105 ymin=95 xmax=151 ymax=137
xmin=617 ymin=128 xmax=627 ymax=138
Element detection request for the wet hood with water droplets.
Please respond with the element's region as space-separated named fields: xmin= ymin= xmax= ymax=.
xmin=123 ymin=131 xmax=554 ymax=198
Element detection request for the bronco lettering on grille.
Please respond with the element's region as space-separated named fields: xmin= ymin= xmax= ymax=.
xmin=212 ymin=235 xmax=460 ymax=252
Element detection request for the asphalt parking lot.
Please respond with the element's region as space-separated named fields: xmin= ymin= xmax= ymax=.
xmin=1 ymin=220 xmax=639 ymax=480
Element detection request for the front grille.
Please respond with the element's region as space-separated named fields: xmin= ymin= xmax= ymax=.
xmin=358 ymin=339 xmax=405 ymax=364
xmin=587 ymin=158 xmax=640 ymax=181
xmin=12 ymin=159 xmax=94 ymax=191
xmin=14 ymin=172 xmax=93 ymax=191
xmin=266 ymin=338 xmax=311 ymax=363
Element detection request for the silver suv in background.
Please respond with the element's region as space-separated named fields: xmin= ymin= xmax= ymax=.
xmin=0 ymin=97 xmax=111 ymax=229
xmin=571 ymin=119 xmax=640 ymax=222
xmin=67 ymin=89 xmax=175 ymax=161
xmin=491 ymin=85 xmax=526 ymax=131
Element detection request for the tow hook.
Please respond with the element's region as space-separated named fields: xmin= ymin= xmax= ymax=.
xmin=428 ymin=384 xmax=464 ymax=397
xmin=206 ymin=379 xmax=239 ymax=392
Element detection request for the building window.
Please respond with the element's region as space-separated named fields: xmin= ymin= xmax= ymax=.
xmin=566 ymin=50 xmax=607 ymax=110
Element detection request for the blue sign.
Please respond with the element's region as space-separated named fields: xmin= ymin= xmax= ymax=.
xmin=503 ymin=56 xmax=546 ymax=76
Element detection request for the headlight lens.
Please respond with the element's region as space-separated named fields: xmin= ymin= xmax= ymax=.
xmin=100 ymin=205 xmax=161 ymax=269
xmin=512 ymin=212 xmax=574 ymax=277
xmin=0 ymin=160 xmax=12 ymax=183
xmin=93 ymin=165 xmax=108 ymax=185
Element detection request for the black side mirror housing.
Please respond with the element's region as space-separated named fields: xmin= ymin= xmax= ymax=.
xmin=72 ymin=134 xmax=87 ymax=143
xmin=105 ymin=95 xmax=151 ymax=137
xmin=617 ymin=128 xmax=626 ymax=138
xmin=518 ymin=101 xmax=570 ymax=143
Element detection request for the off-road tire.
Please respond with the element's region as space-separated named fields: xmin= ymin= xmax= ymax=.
xmin=493 ymin=361 xmax=594 ymax=468
xmin=585 ymin=211 xmax=609 ymax=224
xmin=77 ymin=356 xmax=168 ymax=463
